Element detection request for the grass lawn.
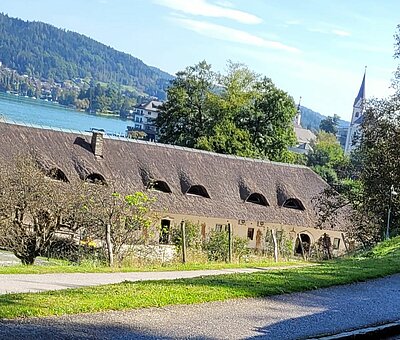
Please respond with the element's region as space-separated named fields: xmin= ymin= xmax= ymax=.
xmin=1 ymin=236 xmax=399 ymax=319
xmin=0 ymin=256 xmax=301 ymax=274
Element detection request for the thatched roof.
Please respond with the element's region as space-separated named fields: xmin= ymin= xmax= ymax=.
xmin=0 ymin=122 xmax=342 ymax=229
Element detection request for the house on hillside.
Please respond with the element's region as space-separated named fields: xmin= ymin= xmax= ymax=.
xmin=0 ymin=121 xmax=349 ymax=257
xmin=290 ymin=102 xmax=316 ymax=155
xmin=129 ymin=100 xmax=163 ymax=141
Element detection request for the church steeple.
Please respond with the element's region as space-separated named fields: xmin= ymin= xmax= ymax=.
xmin=294 ymin=96 xmax=302 ymax=127
xmin=345 ymin=68 xmax=366 ymax=154
xmin=350 ymin=66 xmax=366 ymax=124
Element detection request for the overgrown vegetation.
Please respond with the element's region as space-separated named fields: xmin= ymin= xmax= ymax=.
xmin=0 ymin=155 xmax=157 ymax=266
xmin=1 ymin=236 xmax=399 ymax=319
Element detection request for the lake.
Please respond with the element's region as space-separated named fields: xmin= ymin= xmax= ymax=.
xmin=0 ymin=92 xmax=132 ymax=135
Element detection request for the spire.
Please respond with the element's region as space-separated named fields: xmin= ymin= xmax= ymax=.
xmin=353 ymin=67 xmax=366 ymax=108
xmin=294 ymin=96 xmax=302 ymax=126
xmin=345 ymin=68 xmax=367 ymax=154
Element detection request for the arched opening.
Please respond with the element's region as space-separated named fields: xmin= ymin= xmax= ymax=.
xmin=47 ymin=168 xmax=69 ymax=183
xmin=150 ymin=180 xmax=172 ymax=193
xmin=85 ymin=173 xmax=106 ymax=185
xmin=245 ymin=193 xmax=269 ymax=206
xmin=283 ymin=198 xmax=305 ymax=211
xmin=294 ymin=233 xmax=311 ymax=256
xmin=186 ymin=185 xmax=210 ymax=198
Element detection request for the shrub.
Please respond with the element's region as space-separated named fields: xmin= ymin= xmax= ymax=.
xmin=170 ymin=221 xmax=203 ymax=251
xmin=264 ymin=228 xmax=293 ymax=260
xmin=203 ymin=230 xmax=249 ymax=262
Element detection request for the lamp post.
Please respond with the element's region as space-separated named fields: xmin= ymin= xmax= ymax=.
xmin=386 ymin=185 xmax=398 ymax=240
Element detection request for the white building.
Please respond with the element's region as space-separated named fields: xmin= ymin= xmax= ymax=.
xmin=130 ymin=100 xmax=163 ymax=140
xmin=290 ymin=100 xmax=316 ymax=155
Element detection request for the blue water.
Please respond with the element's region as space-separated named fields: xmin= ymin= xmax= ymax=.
xmin=0 ymin=92 xmax=132 ymax=135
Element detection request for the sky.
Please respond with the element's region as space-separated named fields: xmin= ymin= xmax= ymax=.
xmin=1 ymin=0 xmax=399 ymax=121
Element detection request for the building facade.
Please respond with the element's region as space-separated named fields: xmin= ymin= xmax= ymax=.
xmin=129 ymin=100 xmax=163 ymax=141
xmin=0 ymin=122 xmax=349 ymax=256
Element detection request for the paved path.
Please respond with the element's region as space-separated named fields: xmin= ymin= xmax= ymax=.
xmin=1 ymin=274 xmax=399 ymax=339
xmin=0 ymin=251 xmax=52 ymax=267
xmin=0 ymin=265 xmax=309 ymax=295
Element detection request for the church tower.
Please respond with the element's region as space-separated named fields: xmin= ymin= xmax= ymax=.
xmin=293 ymin=96 xmax=302 ymax=127
xmin=345 ymin=69 xmax=366 ymax=154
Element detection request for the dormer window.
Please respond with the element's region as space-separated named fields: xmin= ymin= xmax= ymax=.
xmin=47 ymin=168 xmax=69 ymax=183
xmin=283 ymin=198 xmax=305 ymax=211
xmin=85 ymin=173 xmax=106 ymax=185
xmin=149 ymin=180 xmax=172 ymax=193
xmin=186 ymin=185 xmax=210 ymax=198
xmin=245 ymin=193 xmax=269 ymax=207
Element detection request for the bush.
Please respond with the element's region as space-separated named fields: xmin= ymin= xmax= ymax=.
xmin=264 ymin=228 xmax=293 ymax=260
xmin=170 ymin=221 xmax=203 ymax=251
xmin=203 ymin=230 xmax=249 ymax=262
xmin=42 ymin=236 xmax=105 ymax=264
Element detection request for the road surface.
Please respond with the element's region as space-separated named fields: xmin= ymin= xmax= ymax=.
xmin=1 ymin=274 xmax=399 ymax=339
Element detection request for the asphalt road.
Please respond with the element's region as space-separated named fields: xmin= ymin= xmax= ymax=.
xmin=1 ymin=274 xmax=399 ymax=339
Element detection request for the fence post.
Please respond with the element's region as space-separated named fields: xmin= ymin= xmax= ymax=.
xmin=181 ymin=220 xmax=187 ymax=263
xmin=228 ymin=223 xmax=233 ymax=263
xmin=271 ymin=229 xmax=278 ymax=263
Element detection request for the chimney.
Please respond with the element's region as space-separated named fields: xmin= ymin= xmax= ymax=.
xmin=91 ymin=131 xmax=104 ymax=158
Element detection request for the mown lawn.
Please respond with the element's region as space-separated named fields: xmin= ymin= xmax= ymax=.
xmin=0 ymin=257 xmax=300 ymax=274
xmin=1 ymin=236 xmax=399 ymax=319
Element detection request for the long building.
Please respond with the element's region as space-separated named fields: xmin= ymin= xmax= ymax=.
xmin=0 ymin=121 xmax=348 ymax=256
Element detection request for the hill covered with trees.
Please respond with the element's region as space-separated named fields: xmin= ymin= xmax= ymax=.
xmin=300 ymin=106 xmax=349 ymax=131
xmin=0 ymin=13 xmax=172 ymax=99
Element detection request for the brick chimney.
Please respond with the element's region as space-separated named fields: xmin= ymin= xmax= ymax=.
xmin=91 ymin=131 xmax=104 ymax=158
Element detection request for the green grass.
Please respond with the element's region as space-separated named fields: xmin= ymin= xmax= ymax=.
xmin=0 ymin=258 xmax=300 ymax=274
xmin=1 ymin=236 xmax=400 ymax=319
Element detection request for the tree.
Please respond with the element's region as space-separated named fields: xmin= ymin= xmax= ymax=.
xmin=307 ymin=132 xmax=346 ymax=184
xmin=77 ymin=184 xmax=157 ymax=266
xmin=156 ymin=61 xmax=297 ymax=162
xmin=314 ymin=26 xmax=400 ymax=245
xmin=357 ymin=98 xmax=400 ymax=239
xmin=319 ymin=114 xmax=340 ymax=134
xmin=314 ymin=99 xmax=400 ymax=245
xmin=156 ymin=60 xmax=215 ymax=147
xmin=240 ymin=77 xmax=297 ymax=162
xmin=0 ymin=156 xmax=71 ymax=264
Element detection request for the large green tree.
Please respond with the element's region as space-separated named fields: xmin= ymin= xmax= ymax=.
xmin=307 ymin=132 xmax=346 ymax=184
xmin=156 ymin=61 xmax=297 ymax=162
xmin=358 ymin=98 xmax=400 ymax=238
xmin=319 ymin=114 xmax=340 ymax=134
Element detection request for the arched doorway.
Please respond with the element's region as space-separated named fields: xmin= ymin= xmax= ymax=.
xmin=295 ymin=233 xmax=311 ymax=256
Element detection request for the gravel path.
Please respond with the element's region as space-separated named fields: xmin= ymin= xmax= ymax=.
xmin=1 ymin=274 xmax=399 ymax=339
xmin=0 ymin=265 xmax=309 ymax=294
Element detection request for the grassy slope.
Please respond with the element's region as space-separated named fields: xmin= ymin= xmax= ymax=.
xmin=1 ymin=236 xmax=399 ymax=319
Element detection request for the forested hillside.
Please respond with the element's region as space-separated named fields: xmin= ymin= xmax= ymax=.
xmin=0 ymin=13 xmax=172 ymax=99
xmin=300 ymin=106 xmax=349 ymax=131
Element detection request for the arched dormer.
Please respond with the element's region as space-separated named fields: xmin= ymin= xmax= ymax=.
xmin=283 ymin=198 xmax=305 ymax=211
xmin=85 ymin=173 xmax=106 ymax=185
xmin=149 ymin=180 xmax=172 ymax=193
xmin=245 ymin=193 xmax=269 ymax=207
xmin=47 ymin=168 xmax=69 ymax=183
xmin=186 ymin=185 xmax=210 ymax=198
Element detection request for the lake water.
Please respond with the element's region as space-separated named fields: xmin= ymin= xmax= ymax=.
xmin=0 ymin=92 xmax=132 ymax=135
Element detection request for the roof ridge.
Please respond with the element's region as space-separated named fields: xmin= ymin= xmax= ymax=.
xmin=0 ymin=120 xmax=310 ymax=170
